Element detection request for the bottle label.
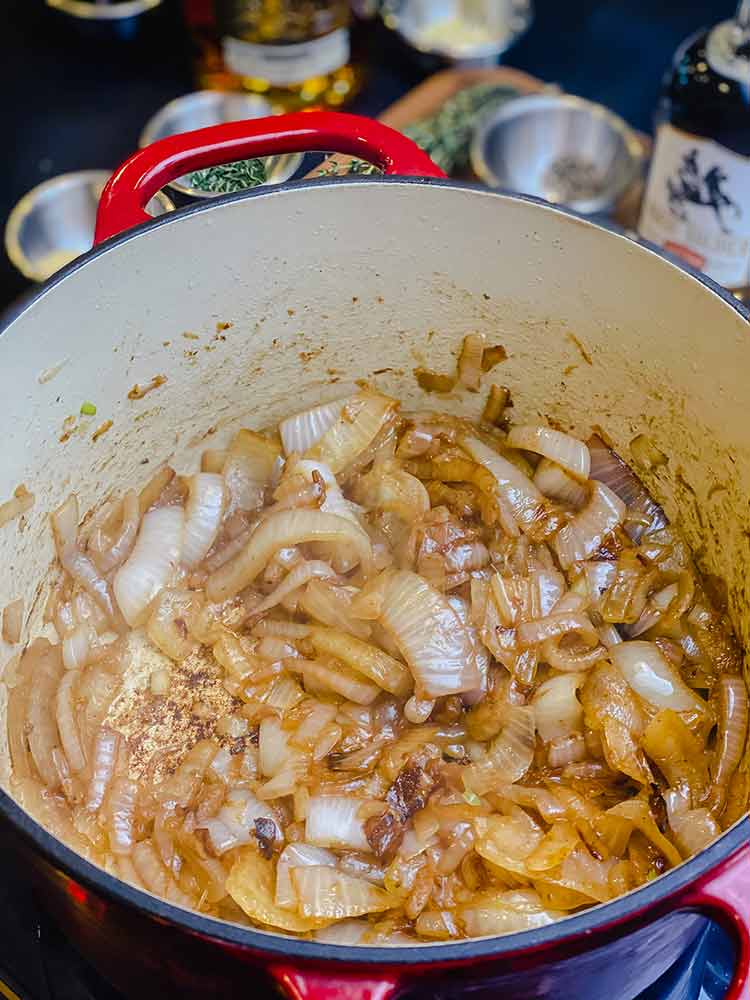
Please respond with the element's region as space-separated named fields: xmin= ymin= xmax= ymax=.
xmin=639 ymin=124 xmax=750 ymax=288
xmin=222 ymin=29 xmax=350 ymax=85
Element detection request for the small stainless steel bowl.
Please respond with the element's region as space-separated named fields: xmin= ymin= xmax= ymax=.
xmin=471 ymin=92 xmax=643 ymax=214
xmin=381 ymin=0 xmax=534 ymax=66
xmin=139 ymin=91 xmax=304 ymax=199
xmin=4 ymin=171 xmax=173 ymax=283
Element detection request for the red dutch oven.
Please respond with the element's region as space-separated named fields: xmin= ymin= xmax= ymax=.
xmin=0 ymin=112 xmax=748 ymax=1000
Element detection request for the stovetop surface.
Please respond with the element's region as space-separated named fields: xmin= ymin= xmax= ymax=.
xmin=0 ymin=847 xmax=736 ymax=1000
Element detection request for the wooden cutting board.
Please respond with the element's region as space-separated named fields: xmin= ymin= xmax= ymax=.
xmin=309 ymin=66 xmax=649 ymax=229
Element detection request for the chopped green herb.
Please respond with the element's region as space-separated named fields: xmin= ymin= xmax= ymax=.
xmin=190 ymin=158 xmax=268 ymax=194
xmin=646 ymin=866 xmax=660 ymax=882
xmin=80 ymin=401 xmax=97 ymax=416
xmin=462 ymin=789 xmax=482 ymax=807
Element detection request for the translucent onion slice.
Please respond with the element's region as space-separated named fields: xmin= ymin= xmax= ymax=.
xmin=588 ymin=434 xmax=667 ymax=541
xmin=532 ymin=673 xmax=585 ymax=742
xmin=198 ymin=788 xmax=278 ymax=855
xmin=555 ymin=482 xmax=626 ymax=568
xmin=302 ymin=658 xmax=380 ymax=706
xmin=252 ymin=561 xmax=336 ymax=617
xmin=292 ymin=866 xmax=393 ymax=920
xmin=182 ymin=473 xmax=226 ymax=567
xmin=91 ymin=490 xmax=140 ymax=574
xmin=107 ymin=777 xmax=138 ymax=855
xmin=25 ymin=640 xmax=64 ymax=788
xmin=113 ymin=506 xmax=184 ymax=627
xmin=664 ymin=786 xmax=720 ymax=857
xmin=62 ymin=623 xmax=96 ymax=671
xmin=292 ymin=460 xmax=362 ymax=524
xmin=305 ymin=391 xmax=398 ymax=474
xmin=52 ymin=496 xmax=120 ymax=625
xmin=228 ymin=848 xmax=331 ymax=932
xmin=486 ymin=705 xmax=536 ymax=783
xmin=508 ymin=425 xmax=590 ymax=480
xmin=313 ymin=920 xmax=369 ymax=945
xmin=147 ymin=589 xmax=199 ymax=661
xmin=357 ymin=462 xmax=430 ymax=523
xmin=610 ymin=641 xmax=708 ymax=715
xmin=85 ymin=726 xmax=120 ymax=811
xmin=709 ymin=675 xmax=749 ymax=809
xmin=461 ymin=436 xmax=544 ymax=530
xmin=307 ymin=627 xmax=412 ymax=697
xmin=379 ymin=570 xmax=481 ymax=699
xmin=607 ymin=799 xmax=682 ymax=867
xmin=461 ymin=889 xmax=564 ymax=937
xmin=457 ymin=332 xmax=486 ymax=391
xmin=534 ymin=459 xmax=588 ymax=508
xmin=275 ymin=843 xmax=337 ymax=910
xmin=280 ymin=398 xmax=349 ymax=456
xmin=223 ymin=429 xmax=282 ymax=513
xmin=206 ymin=510 xmax=373 ymax=603
xmin=259 ymin=717 xmax=291 ymax=778
xmin=298 ymin=579 xmax=372 ymax=640
xmin=55 ymin=669 xmax=86 ymax=773
xmin=132 ymin=841 xmax=192 ymax=908
xmin=305 ymin=795 xmax=370 ymax=850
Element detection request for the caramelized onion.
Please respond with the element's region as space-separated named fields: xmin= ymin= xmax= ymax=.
xmin=534 ymin=459 xmax=588 ymax=508
xmin=379 ymin=570 xmax=480 ymax=698
xmin=183 ymin=474 xmax=226 ymax=567
xmin=462 ymin=436 xmax=544 ymax=530
xmin=306 ymin=391 xmax=398 ymax=475
xmin=207 ymin=510 xmax=373 ymax=602
xmin=611 ymin=641 xmax=708 ymax=715
xmin=710 ymin=675 xmax=748 ymax=797
xmin=508 ymin=425 xmax=590 ymax=480
xmin=114 ymin=506 xmax=184 ymax=627
xmin=280 ymin=398 xmax=348 ymax=456
xmin=555 ymin=483 xmax=625 ymax=568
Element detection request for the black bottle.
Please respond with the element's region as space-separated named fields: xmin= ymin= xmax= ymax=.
xmin=639 ymin=2 xmax=750 ymax=292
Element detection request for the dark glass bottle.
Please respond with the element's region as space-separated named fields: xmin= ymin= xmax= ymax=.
xmin=639 ymin=3 xmax=750 ymax=292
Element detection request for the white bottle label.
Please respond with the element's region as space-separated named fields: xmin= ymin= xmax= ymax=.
xmin=639 ymin=124 xmax=750 ymax=288
xmin=222 ymin=29 xmax=350 ymax=86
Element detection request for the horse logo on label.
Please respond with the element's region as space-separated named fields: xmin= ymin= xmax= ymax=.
xmin=667 ymin=147 xmax=741 ymax=233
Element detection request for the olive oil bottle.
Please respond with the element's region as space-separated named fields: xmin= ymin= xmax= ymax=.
xmin=182 ymin=1 xmax=362 ymax=109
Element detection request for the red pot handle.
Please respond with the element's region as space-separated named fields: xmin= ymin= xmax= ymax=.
xmin=94 ymin=111 xmax=446 ymax=243
xmin=270 ymin=966 xmax=401 ymax=1000
xmin=680 ymin=840 xmax=750 ymax=1000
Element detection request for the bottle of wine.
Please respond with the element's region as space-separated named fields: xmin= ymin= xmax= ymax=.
xmin=182 ymin=1 xmax=362 ymax=110
xmin=638 ymin=1 xmax=750 ymax=294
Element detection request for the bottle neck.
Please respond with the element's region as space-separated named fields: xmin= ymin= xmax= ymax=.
xmin=706 ymin=11 xmax=750 ymax=85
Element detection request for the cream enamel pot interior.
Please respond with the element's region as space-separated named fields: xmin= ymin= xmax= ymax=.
xmin=0 ymin=113 xmax=747 ymax=1000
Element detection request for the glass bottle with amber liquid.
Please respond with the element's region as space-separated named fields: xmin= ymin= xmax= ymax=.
xmin=182 ymin=1 xmax=362 ymax=110
xmin=638 ymin=0 xmax=750 ymax=296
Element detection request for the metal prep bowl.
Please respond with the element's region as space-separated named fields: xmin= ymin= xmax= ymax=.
xmin=4 ymin=171 xmax=173 ymax=283
xmin=139 ymin=91 xmax=304 ymax=200
xmin=381 ymin=0 xmax=534 ymax=66
xmin=471 ymin=92 xmax=644 ymax=215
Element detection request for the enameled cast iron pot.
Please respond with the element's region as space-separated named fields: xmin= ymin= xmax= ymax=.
xmin=0 ymin=113 xmax=748 ymax=1000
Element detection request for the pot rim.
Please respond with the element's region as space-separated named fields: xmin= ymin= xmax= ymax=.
xmin=1 ymin=175 xmax=748 ymax=964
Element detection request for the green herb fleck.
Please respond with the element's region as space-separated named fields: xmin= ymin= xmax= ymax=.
xmin=462 ymin=789 xmax=482 ymax=807
xmin=80 ymin=401 xmax=97 ymax=416
xmin=190 ymin=158 xmax=268 ymax=194
xmin=645 ymin=866 xmax=660 ymax=882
